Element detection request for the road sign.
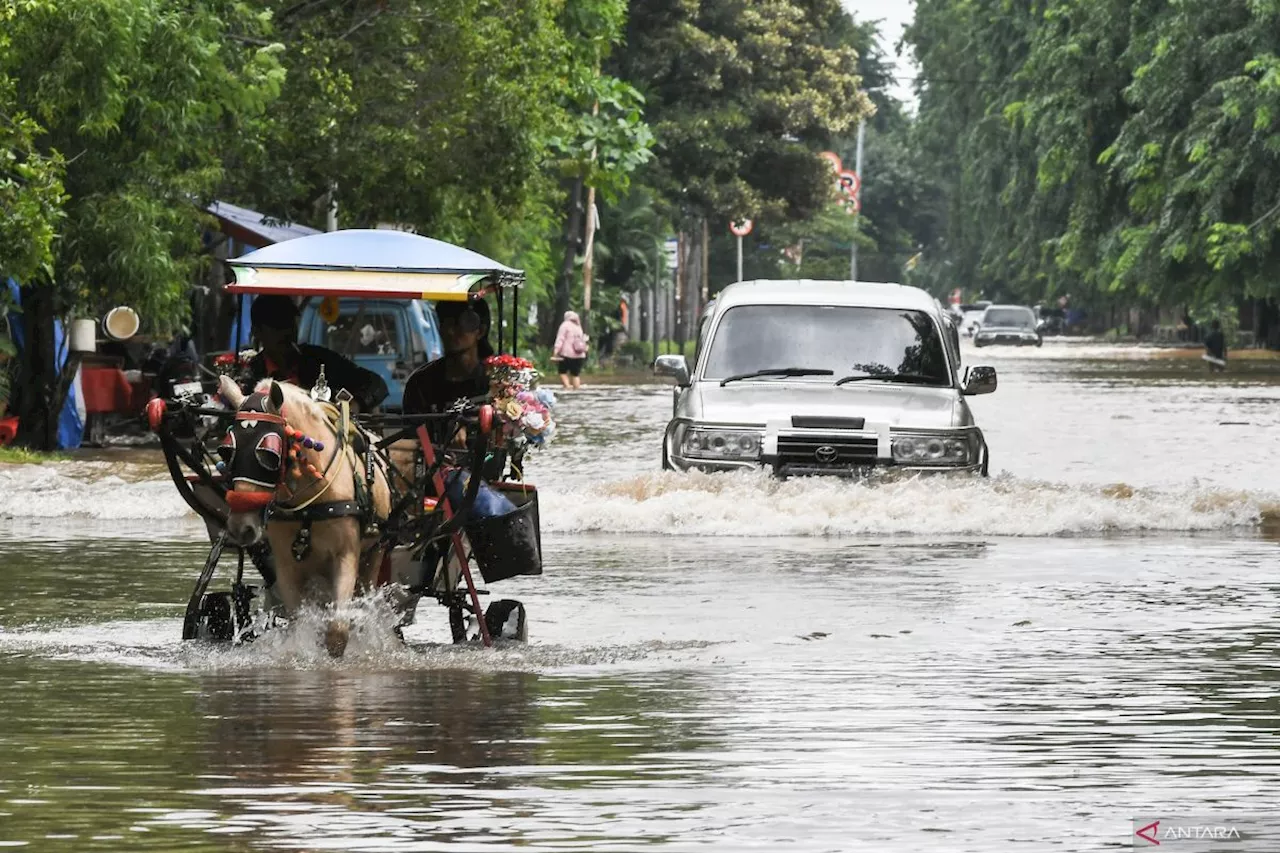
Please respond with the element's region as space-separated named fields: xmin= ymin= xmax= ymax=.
xmin=663 ymin=237 xmax=679 ymax=274
xmin=729 ymin=219 xmax=753 ymax=237
xmin=819 ymin=151 xmax=843 ymax=173
xmin=838 ymin=170 xmax=861 ymax=197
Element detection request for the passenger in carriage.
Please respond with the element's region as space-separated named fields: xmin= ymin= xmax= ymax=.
xmin=402 ymin=297 xmax=493 ymax=435
xmin=244 ymin=295 xmax=389 ymax=412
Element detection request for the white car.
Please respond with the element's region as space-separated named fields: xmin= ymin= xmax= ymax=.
xmin=654 ymin=280 xmax=996 ymax=477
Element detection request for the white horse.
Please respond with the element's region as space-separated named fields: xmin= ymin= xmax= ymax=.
xmin=218 ymin=376 xmax=392 ymax=656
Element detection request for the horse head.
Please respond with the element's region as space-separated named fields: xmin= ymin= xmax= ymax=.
xmin=216 ymin=375 xmax=332 ymax=547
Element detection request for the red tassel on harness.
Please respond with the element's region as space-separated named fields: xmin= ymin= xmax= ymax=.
xmin=226 ymin=490 xmax=274 ymax=513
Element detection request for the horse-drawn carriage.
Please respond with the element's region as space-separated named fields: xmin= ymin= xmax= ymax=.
xmin=147 ymin=230 xmax=545 ymax=654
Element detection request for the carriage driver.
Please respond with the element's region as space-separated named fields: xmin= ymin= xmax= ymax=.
xmin=244 ymin=295 xmax=389 ymax=412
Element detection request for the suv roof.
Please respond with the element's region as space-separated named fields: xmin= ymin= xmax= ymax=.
xmin=713 ymin=280 xmax=940 ymax=313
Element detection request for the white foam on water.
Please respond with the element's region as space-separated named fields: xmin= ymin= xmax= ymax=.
xmin=0 ymin=597 xmax=715 ymax=674
xmin=3 ymin=443 xmax=1273 ymax=539
xmin=543 ymin=470 xmax=1276 ymax=538
xmin=0 ymin=465 xmax=190 ymax=520
xmin=0 ymin=619 xmax=187 ymax=670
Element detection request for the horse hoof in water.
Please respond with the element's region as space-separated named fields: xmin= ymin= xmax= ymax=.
xmin=325 ymin=621 xmax=350 ymax=658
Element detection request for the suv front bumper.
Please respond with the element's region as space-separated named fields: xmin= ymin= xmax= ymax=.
xmin=665 ymin=422 xmax=989 ymax=477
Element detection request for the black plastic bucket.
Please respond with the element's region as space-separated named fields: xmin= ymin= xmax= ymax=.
xmin=464 ymin=487 xmax=542 ymax=583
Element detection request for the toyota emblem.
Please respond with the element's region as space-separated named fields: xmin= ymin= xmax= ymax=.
xmin=814 ymin=445 xmax=838 ymax=463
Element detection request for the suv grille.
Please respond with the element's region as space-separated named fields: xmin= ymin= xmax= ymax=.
xmin=775 ymin=434 xmax=879 ymax=472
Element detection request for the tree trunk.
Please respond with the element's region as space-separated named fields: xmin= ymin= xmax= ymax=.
xmin=678 ymin=222 xmax=706 ymax=350
xmin=547 ymin=177 xmax=585 ymax=346
xmin=13 ymin=285 xmax=61 ymax=451
xmin=581 ymin=183 xmax=597 ymax=347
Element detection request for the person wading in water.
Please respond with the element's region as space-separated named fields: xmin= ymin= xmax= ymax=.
xmin=1203 ymin=319 xmax=1227 ymax=372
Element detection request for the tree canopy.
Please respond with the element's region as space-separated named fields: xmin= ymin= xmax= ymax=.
xmin=2 ymin=0 xmax=284 ymax=325
xmin=612 ymin=0 xmax=872 ymax=224
xmin=907 ymin=0 xmax=1280 ymax=312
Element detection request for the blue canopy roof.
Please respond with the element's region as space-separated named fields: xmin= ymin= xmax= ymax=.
xmin=232 ymin=229 xmax=521 ymax=276
xmin=227 ymin=229 xmax=523 ymax=300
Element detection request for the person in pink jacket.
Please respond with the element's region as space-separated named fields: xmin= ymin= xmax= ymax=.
xmin=553 ymin=310 xmax=589 ymax=390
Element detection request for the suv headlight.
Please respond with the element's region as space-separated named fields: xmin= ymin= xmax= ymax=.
xmin=891 ymin=432 xmax=976 ymax=466
xmin=676 ymin=424 xmax=764 ymax=461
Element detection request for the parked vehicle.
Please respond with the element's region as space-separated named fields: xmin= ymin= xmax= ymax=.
xmin=298 ymin=298 xmax=443 ymax=411
xmin=654 ymin=280 xmax=995 ymax=477
xmin=973 ymin=305 xmax=1041 ymax=348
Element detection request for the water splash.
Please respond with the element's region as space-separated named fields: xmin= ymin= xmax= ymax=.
xmin=0 ymin=465 xmax=188 ymax=519
xmin=544 ymin=470 xmax=1276 ymax=538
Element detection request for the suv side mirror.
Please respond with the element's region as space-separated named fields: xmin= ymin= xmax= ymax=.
xmin=963 ymin=365 xmax=997 ymax=395
xmin=654 ymin=354 xmax=690 ymax=386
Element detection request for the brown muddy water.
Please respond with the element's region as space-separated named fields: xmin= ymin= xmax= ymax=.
xmin=2 ymin=341 xmax=1280 ymax=852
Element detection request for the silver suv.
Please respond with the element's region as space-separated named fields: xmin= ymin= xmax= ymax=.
xmin=655 ymin=280 xmax=996 ymax=477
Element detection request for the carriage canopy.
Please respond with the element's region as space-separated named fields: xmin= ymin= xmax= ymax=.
xmin=227 ymin=229 xmax=525 ymax=301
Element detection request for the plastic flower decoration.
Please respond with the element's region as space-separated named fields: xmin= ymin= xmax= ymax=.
xmin=485 ymin=355 xmax=556 ymax=454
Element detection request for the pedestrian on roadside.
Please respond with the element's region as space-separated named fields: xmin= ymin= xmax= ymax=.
xmin=553 ymin=310 xmax=589 ymax=390
xmin=1203 ymin=319 xmax=1227 ymax=372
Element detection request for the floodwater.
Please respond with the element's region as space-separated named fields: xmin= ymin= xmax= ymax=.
xmin=3 ymin=342 xmax=1280 ymax=852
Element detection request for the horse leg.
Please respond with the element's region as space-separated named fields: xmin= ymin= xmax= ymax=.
xmin=266 ymin=524 xmax=305 ymax=614
xmin=325 ymin=525 xmax=360 ymax=658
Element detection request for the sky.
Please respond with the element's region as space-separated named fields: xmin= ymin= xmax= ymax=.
xmin=841 ymin=0 xmax=919 ymax=106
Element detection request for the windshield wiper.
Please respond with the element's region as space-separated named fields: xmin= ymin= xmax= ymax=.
xmin=720 ymin=367 xmax=835 ymax=387
xmin=835 ymin=372 xmax=944 ymax=387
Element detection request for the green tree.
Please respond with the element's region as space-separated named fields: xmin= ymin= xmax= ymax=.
xmin=907 ymin=0 xmax=1280 ymax=324
xmin=616 ymin=0 xmax=871 ymax=223
xmin=0 ymin=3 xmax=65 ymax=290
xmin=612 ymin=0 xmax=871 ymax=342
xmin=3 ymin=0 xmax=283 ymax=448
xmin=545 ymin=0 xmax=655 ymax=342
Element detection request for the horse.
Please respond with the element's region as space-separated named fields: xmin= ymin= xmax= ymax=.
xmin=217 ymin=376 xmax=392 ymax=657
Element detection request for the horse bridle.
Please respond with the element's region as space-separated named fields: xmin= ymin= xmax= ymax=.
xmin=218 ymin=391 xmax=337 ymax=515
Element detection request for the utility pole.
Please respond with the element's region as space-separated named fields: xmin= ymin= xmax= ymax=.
xmin=650 ymin=244 xmax=659 ymax=365
xmin=701 ymin=218 xmax=709 ymax=311
xmin=581 ymin=97 xmax=600 ymax=341
xmin=850 ymin=121 xmax=865 ymax=281
xmin=326 ymin=183 xmax=338 ymax=232
xmin=582 ymin=186 xmax=598 ymax=322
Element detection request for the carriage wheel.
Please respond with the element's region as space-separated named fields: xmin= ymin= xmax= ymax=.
xmin=197 ymin=593 xmax=235 ymax=643
xmin=449 ymin=604 xmax=467 ymax=644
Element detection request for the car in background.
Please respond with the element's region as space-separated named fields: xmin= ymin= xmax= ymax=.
xmin=654 ymin=279 xmax=995 ymax=478
xmin=973 ymin=305 xmax=1041 ymax=348
xmin=298 ymin=298 xmax=443 ymax=410
xmin=954 ymin=301 xmax=991 ymax=337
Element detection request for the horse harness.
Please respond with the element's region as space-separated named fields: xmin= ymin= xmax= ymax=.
xmin=221 ymin=390 xmax=388 ymax=562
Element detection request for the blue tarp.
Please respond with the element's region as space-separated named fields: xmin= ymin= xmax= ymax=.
xmin=228 ymin=293 xmax=255 ymax=352
xmin=5 ymin=278 xmax=85 ymax=450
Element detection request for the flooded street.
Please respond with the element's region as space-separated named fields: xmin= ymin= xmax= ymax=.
xmin=3 ymin=342 xmax=1280 ymax=851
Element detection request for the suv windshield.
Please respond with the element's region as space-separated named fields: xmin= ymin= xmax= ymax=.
xmin=982 ymin=308 xmax=1035 ymax=328
xmin=702 ymin=305 xmax=951 ymax=385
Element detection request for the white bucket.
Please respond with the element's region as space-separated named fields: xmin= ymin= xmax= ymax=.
xmin=102 ymin=306 xmax=140 ymax=341
xmin=70 ymin=318 xmax=97 ymax=353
